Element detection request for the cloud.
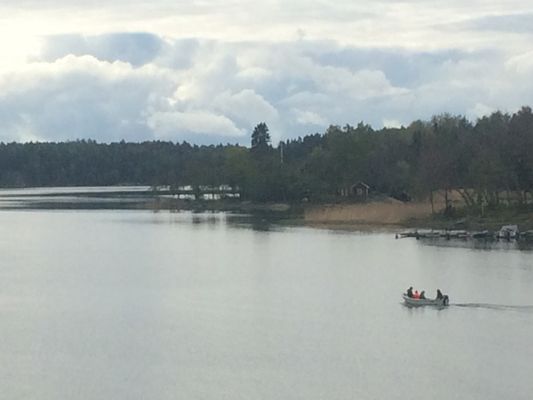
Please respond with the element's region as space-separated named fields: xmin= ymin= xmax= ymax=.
xmin=213 ymin=89 xmax=278 ymax=127
xmin=506 ymin=50 xmax=533 ymax=74
xmin=38 ymin=33 xmax=165 ymax=66
xmin=383 ymin=119 xmax=403 ymax=128
xmin=1 ymin=30 xmax=533 ymax=144
xmin=466 ymin=103 xmax=496 ymax=121
xmin=147 ymin=110 xmax=244 ymax=138
xmin=463 ymin=13 xmax=533 ymax=33
xmin=0 ymin=55 xmax=173 ymax=142
xmin=307 ymin=47 xmax=473 ymax=88
xmin=3 ymin=0 xmax=532 ymax=50
xmin=294 ymin=110 xmax=327 ymax=126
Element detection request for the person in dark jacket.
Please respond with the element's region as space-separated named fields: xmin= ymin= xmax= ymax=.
xmin=436 ymin=289 xmax=443 ymax=300
xmin=420 ymin=291 xmax=426 ymax=299
xmin=406 ymin=286 xmax=413 ymax=298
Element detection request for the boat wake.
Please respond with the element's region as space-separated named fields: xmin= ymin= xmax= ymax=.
xmin=452 ymin=303 xmax=533 ymax=312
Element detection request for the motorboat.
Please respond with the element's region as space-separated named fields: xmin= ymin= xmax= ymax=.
xmin=402 ymin=294 xmax=449 ymax=307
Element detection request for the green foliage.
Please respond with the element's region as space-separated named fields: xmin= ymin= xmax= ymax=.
xmin=251 ymin=122 xmax=271 ymax=151
xmin=1 ymin=107 xmax=533 ymax=206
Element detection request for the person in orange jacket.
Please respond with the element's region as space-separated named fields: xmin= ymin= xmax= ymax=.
xmin=413 ymin=290 xmax=420 ymax=299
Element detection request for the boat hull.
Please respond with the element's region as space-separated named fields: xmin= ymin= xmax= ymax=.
xmin=402 ymin=294 xmax=449 ymax=307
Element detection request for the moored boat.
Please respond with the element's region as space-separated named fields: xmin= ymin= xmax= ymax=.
xmin=520 ymin=230 xmax=533 ymax=240
xmin=402 ymin=294 xmax=449 ymax=307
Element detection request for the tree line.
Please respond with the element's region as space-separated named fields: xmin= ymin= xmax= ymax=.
xmin=1 ymin=107 xmax=532 ymax=212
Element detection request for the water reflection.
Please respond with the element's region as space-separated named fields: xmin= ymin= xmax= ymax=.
xmin=0 ymin=186 xmax=184 ymax=211
xmin=226 ymin=215 xmax=281 ymax=232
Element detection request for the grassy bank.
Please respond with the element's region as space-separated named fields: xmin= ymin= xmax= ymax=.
xmin=405 ymin=206 xmax=533 ymax=231
xmin=302 ymin=200 xmax=533 ymax=231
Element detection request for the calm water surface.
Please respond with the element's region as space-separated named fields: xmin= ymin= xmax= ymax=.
xmin=1 ymin=209 xmax=532 ymax=400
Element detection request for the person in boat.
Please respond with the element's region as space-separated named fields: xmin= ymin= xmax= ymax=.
xmin=413 ymin=290 xmax=420 ymax=299
xmin=436 ymin=289 xmax=443 ymax=300
xmin=406 ymin=286 xmax=414 ymax=298
xmin=420 ymin=291 xmax=426 ymax=299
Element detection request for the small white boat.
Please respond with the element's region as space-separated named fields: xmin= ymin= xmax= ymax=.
xmin=402 ymin=294 xmax=449 ymax=307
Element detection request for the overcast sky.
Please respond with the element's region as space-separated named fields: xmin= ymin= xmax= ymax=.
xmin=1 ymin=1 xmax=532 ymax=144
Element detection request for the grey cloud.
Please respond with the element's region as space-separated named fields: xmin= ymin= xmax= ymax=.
xmin=39 ymin=34 xmax=203 ymax=70
xmin=39 ymin=33 xmax=165 ymax=66
xmin=158 ymin=39 xmax=200 ymax=69
xmin=306 ymin=46 xmax=488 ymax=88
xmin=463 ymin=13 xmax=533 ymax=33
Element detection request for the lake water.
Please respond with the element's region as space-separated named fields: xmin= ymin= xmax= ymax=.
xmin=1 ymin=199 xmax=533 ymax=399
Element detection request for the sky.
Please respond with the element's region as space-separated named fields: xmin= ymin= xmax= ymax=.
xmin=1 ymin=1 xmax=533 ymax=144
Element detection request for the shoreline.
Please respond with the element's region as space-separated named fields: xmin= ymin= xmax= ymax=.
xmin=1 ymin=187 xmax=532 ymax=231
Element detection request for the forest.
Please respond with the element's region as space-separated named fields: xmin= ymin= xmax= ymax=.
xmin=1 ymin=107 xmax=532 ymax=214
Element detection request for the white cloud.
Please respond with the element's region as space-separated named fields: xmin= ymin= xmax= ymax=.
xmin=311 ymin=66 xmax=409 ymax=100
xmin=147 ymin=110 xmax=244 ymax=137
xmin=294 ymin=110 xmax=327 ymax=126
xmin=382 ymin=119 xmax=403 ymax=129
xmin=213 ymin=89 xmax=278 ymax=126
xmin=236 ymin=67 xmax=273 ymax=82
xmin=505 ymin=50 xmax=533 ymax=74
xmin=467 ymin=103 xmax=496 ymax=120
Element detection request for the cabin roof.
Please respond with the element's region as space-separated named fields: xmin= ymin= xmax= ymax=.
xmin=351 ymin=181 xmax=370 ymax=189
